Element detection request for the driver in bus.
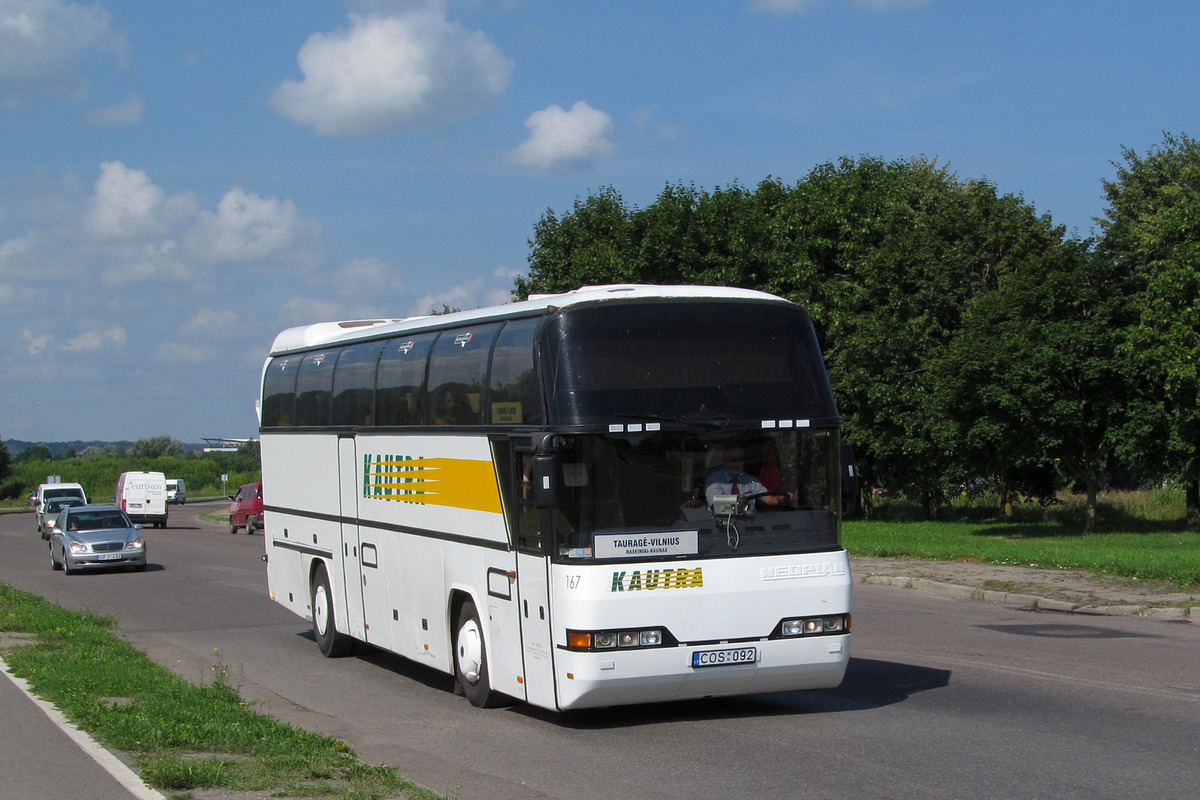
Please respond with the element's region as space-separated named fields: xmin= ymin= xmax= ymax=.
xmin=705 ymin=445 xmax=794 ymax=509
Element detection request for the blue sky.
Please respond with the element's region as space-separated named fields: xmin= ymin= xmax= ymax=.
xmin=2 ymin=0 xmax=1199 ymax=444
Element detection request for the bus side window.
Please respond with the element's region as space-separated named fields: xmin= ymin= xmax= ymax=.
xmin=489 ymin=318 xmax=542 ymax=425
xmin=294 ymin=350 xmax=337 ymax=426
xmin=262 ymin=356 xmax=297 ymax=427
xmin=332 ymin=340 xmax=385 ymax=426
xmin=376 ymin=333 xmax=435 ymax=425
xmin=424 ymin=324 xmax=501 ymax=426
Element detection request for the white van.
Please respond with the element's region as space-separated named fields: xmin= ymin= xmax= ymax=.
xmin=165 ymin=478 xmax=187 ymax=505
xmin=35 ymin=482 xmax=88 ymax=536
xmin=116 ymin=471 xmax=169 ymax=528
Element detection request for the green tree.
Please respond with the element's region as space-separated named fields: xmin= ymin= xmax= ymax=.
xmin=129 ymin=436 xmax=185 ymax=459
xmin=942 ymin=241 xmax=1159 ymax=528
xmin=0 ymin=438 xmax=11 ymax=484
xmin=763 ymin=157 xmax=1070 ymax=516
xmin=516 ymin=186 xmax=637 ymax=298
xmin=14 ymin=443 xmax=52 ymax=463
xmin=1099 ymin=132 xmax=1200 ymax=526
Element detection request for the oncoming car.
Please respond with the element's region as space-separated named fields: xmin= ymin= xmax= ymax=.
xmin=228 ymin=482 xmax=263 ymax=535
xmin=38 ymin=496 xmax=85 ymax=539
xmin=48 ymin=505 xmax=147 ymax=574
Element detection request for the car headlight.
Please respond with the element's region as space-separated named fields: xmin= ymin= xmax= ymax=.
xmin=68 ymin=541 xmax=89 ymax=554
xmin=128 ymin=537 xmax=144 ymax=550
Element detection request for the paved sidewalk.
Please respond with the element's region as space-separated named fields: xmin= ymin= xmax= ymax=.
xmin=851 ymin=555 xmax=1200 ymax=620
xmin=1 ymin=638 xmax=163 ymax=800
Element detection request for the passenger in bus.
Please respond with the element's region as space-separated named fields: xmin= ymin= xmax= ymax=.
xmin=434 ymin=385 xmax=472 ymax=425
xmin=705 ymin=445 xmax=794 ymax=509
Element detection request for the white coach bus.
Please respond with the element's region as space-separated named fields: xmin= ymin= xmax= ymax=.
xmin=260 ymin=284 xmax=851 ymax=710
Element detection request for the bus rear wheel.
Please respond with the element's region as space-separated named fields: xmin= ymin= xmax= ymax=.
xmin=454 ymin=600 xmax=502 ymax=708
xmin=311 ymin=563 xmax=353 ymax=657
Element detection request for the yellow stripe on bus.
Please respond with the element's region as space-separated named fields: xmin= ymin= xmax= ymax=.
xmin=364 ymin=456 xmax=502 ymax=514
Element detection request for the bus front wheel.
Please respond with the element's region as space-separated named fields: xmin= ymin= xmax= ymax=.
xmin=454 ymin=600 xmax=501 ymax=708
xmin=311 ymin=564 xmax=353 ymax=657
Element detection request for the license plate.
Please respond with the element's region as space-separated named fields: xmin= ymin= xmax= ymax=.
xmin=97 ymin=553 xmax=121 ymax=561
xmin=691 ymin=646 xmax=757 ymax=668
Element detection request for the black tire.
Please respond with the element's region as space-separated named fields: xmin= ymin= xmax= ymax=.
xmin=50 ymin=545 xmax=61 ymax=571
xmin=311 ymin=564 xmax=353 ymax=657
xmin=454 ymin=600 xmax=502 ymax=708
xmin=229 ymin=518 xmax=238 ymax=535
xmin=62 ymin=555 xmax=73 ymax=576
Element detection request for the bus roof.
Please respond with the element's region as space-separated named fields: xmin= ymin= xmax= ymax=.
xmin=268 ymin=284 xmax=794 ymax=356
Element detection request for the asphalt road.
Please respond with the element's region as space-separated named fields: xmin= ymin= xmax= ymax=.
xmin=2 ymin=503 xmax=1199 ymax=800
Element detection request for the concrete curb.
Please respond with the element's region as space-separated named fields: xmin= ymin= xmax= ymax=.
xmin=859 ymin=574 xmax=1194 ymax=621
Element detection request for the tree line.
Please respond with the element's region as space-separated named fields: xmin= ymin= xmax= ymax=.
xmin=514 ymin=133 xmax=1200 ymax=529
xmin=0 ymin=437 xmax=262 ymax=504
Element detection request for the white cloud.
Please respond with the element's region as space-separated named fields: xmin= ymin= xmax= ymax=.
xmin=332 ymin=256 xmax=406 ymax=299
xmin=185 ymin=187 xmax=317 ymax=263
xmin=0 ymin=0 xmax=127 ymax=104
xmin=155 ymin=340 xmax=217 ymax=365
xmin=87 ymin=92 xmax=144 ymax=126
xmin=180 ymin=307 xmax=240 ymax=337
xmin=62 ymin=326 xmax=125 ymax=351
xmin=632 ymin=107 xmax=687 ymax=143
xmin=278 ymin=296 xmax=349 ymax=327
xmin=510 ymin=101 xmax=615 ymax=172
xmin=85 ymin=161 xmax=195 ymax=239
xmin=21 ymin=328 xmax=51 ymax=355
xmin=270 ymin=7 xmax=512 ymax=136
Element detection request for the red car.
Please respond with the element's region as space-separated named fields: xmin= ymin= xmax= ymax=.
xmin=228 ymin=482 xmax=263 ymax=535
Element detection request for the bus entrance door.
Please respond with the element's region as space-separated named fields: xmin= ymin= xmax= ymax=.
xmin=516 ymin=549 xmax=556 ymax=708
xmin=337 ymin=437 xmax=378 ymax=647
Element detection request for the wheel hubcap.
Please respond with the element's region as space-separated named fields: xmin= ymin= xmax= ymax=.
xmin=314 ymin=584 xmax=329 ymax=636
xmin=457 ymin=619 xmax=483 ymax=684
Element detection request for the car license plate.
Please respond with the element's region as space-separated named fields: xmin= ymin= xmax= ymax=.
xmin=691 ymin=646 xmax=757 ymax=668
xmin=97 ymin=553 xmax=121 ymax=561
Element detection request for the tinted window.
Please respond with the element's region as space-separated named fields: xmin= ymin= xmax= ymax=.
xmin=426 ymin=324 xmax=502 ymax=425
xmin=294 ymin=350 xmax=337 ymax=426
xmin=542 ymin=301 xmax=837 ymax=425
xmin=488 ymin=318 xmax=542 ymax=424
xmin=262 ymin=356 xmax=299 ymax=427
xmin=333 ymin=340 xmax=386 ymax=426
xmin=376 ymin=333 xmax=436 ymax=425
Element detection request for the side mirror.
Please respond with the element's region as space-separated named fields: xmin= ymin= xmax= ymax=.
xmin=530 ymin=433 xmax=567 ymax=509
xmin=531 ymin=453 xmax=561 ymax=509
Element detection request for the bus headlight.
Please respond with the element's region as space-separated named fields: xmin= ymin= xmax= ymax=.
xmin=567 ymin=628 xmax=668 ymax=651
xmin=777 ymin=614 xmax=850 ymax=638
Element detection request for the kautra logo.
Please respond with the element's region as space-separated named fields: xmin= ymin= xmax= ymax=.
xmin=361 ymin=453 xmax=504 ymax=514
xmin=610 ymin=567 xmax=703 ymax=592
xmin=363 ymin=454 xmax=427 ymax=500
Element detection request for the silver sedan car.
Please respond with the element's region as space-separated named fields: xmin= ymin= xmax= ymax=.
xmin=48 ymin=505 xmax=147 ymax=574
xmin=37 ymin=496 xmax=85 ymax=539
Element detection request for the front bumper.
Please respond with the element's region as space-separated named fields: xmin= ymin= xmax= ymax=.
xmin=65 ymin=551 xmax=147 ymax=570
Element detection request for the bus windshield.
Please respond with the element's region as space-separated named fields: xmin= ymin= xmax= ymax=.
xmin=544 ymin=427 xmax=842 ymax=563
xmin=542 ymin=299 xmax=838 ymax=426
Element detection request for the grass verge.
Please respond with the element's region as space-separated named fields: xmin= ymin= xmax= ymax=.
xmin=844 ymin=520 xmax=1200 ymax=588
xmin=0 ymin=582 xmax=442 ymax=800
